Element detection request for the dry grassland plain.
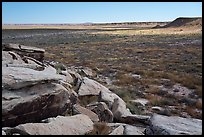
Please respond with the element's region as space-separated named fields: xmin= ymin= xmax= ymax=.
xmin=2 ymin=20 xmax=202 ymax=119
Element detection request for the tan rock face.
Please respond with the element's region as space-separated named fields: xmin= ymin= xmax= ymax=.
xmin=2 ymin=46 xmax=72 ymax=127
xmin=112 ymin=98 xmax=132 ymax=121
xmin=2 ymin=66 xmax=64 ymax=90
xmin=86 ymin=102 xmax=113 ymax=122
xmin=78 ymin=77 xmax=110 ymax=96
xmin=14 ymin=114 xmax=94 ymax=135
xmin=2 ymin=83 xmax=70 ymax=127
xmin=2 ymin=43 xmax=45 ymax=62
xmin=2 ymin=51 xmax=25 ymax=66
xmin=73 ymin=104 xmax=99 ymax=122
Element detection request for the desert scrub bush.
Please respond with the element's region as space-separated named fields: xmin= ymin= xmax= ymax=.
xmin=185 ymin=106 xmax=202 ymax=119
xmin=86 ymin=122 xmax=111 ymax=135
xmin=53 ymin=63 xmax=66 ymax=73
xmin=126 ymin=102 xmax=144 ymax=115
xmin=113 ymin=73 xmax=141 ymax=86
xmin=140 ymin=78 xmax=161 ymax=87
xmin=195 ymin=99 xmax=202 ymax=109
xmin=145 ymin=85 xmax=161 ymax=94
xmin=145 ymin=94 xmax=175 ymax=106
xmin=112 ymin=88 xmax=136 ymax=102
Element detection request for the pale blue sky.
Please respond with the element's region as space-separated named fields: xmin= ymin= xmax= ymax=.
xmin=2 ymin=2 xmax=202 ymax=24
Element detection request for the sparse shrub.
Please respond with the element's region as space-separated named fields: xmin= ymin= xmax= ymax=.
xmin=159 ymin=98 xmax=176 ymax=106
xmin=195 ymin=86 xmax=202 ymax=97
xmin=145 ymin=85 xmax=160 ymax=94
xmin=54 ymin=63 xmax=66 ymax=74
xmin=113 ymin=73 xmax=140 ymax=86
xmin=178 ymin=97 xmax=197 ymax=106
xmin=86 ymin=122 xmax=111 ymax=135
xmin=145 ymin=94 xmax=175 ymax=106
xmin=186 ymin=106 xmax=202 ymax=119
xmin=145 ymin=94 xmax=162 ymax=106
xmin=126 ymin=102 xmax=143 ymax=115
xmin=195 ymin=99 xmax=202 ymax=109
xmin=113 ymin=88 xmax=135 ymax=102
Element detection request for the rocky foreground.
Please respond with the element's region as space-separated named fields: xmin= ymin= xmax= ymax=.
xmin=2 ymin=44 xmax=202 ymax=135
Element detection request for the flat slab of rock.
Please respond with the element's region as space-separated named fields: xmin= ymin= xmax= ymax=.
xmin=107 ymin=123 xmax=145 ymax=135
xmin=109 ymin=125 xmax=124 ymax=135
xmin=121 ymin=114 xmax=150 ymax=125
xmin=73 ymin=104 xmax=99 ymax=122
xmin=2 ymin=83 xmax=70 ymax=127
xmin=2 ymin=43 xmax=45 ymax=61
xmin=3 ymin=43 xmax=45 ymax=52
xmin=13 ymin=114 xmax=93 ymax=135
xmin=78 ymin=77 xmax=110 ymax=96
xmin=2 ymin=66 xmax=63 ymax=90
xmin=124 ymin=124 xmax=144 ymax=135
xmin=146 ymin=114 xmax=202 ymax=135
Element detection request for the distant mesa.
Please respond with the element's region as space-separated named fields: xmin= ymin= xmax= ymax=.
xmin=152 ymin=25 xmax=162 ymax=29
xmin=153 ymin=17 xmax=202 ymax=29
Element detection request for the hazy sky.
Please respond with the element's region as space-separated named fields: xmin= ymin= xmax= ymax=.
xmin=2 ymin=2 xmax=202 ymax=24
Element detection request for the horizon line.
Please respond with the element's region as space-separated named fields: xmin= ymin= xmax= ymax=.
xmin=2 ymin=17 xmax=202 ymax=25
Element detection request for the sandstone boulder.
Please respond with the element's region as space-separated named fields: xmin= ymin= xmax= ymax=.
xmin=145 ymin=114 xmax=202 ymax=135
xmin=124 ymin=124 xmax=145 ymax=135
xmin=2 ymin=66 xmax=63 ymax=90
xmin=86 ymin=102 xmax=113 ymax=122
xmin=2 ymin=83 xmax=70 ymax=127
xmin=109 ymin=125 xmax=124 ymax=135
xmin=73 ymin=104 xmax=99 ymax=122
xmin=98 ymin=89 xmax=121 ymax=108
xmin=107 ymin=123 xmax=145 ymax=135
xmin=2 ymin=51 xmax=25 ymax=66
xmin=60 ymin=71 xmax=74 ymax=84
xmin=2 ymin=43 xmax=45 ymax=62
xmin=12 ymin=114 xmax=93 ymax=135
xmin=112 ymin=98 xmax=132 ymax=121
xmin=78 ymin=77 xmax=110 ymax=96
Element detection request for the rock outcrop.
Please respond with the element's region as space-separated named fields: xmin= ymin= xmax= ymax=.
xmin=4 ymin=114 xmax=94 ymax=135
xmin=2 ymin=44 xmax=202 ymax=135
xmin=72 ymin=104 xmax=99 ymax=122
xmin=86 ymin=102 xmax=113 ymax=122
xmin=78 ymin=77 xmax=110 ymax=96
xmin=2 ymin=43 xmax=45 ymax=62
xmin=2 ymin=46 xmax=70 ymax=127
xmin=145 ymin=114 xmax=202 ymax=135
xmin=2 ymin=83 xmax=70 ymax=127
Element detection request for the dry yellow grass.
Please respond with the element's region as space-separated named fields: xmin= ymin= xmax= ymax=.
xmin=2 ymin=25 xmax=98 ymax=30
xmin=2 ymin=24 xmax=134 ymax=30
xmin=86 ymin=122 xmax=111 ymax=135
xmin=89 ymin=27 xmax=201 ymax=35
